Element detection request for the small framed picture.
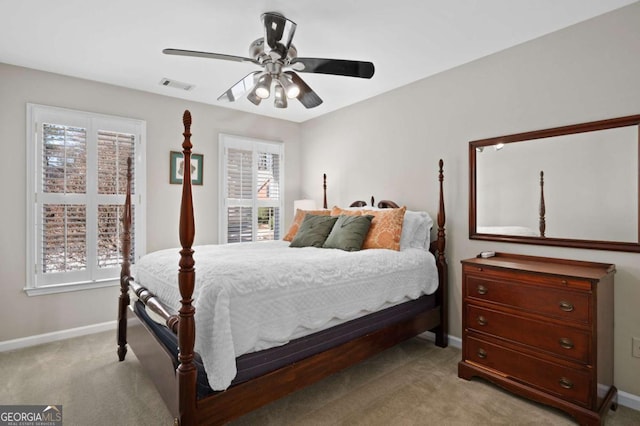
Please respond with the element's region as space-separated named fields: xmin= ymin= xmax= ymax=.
xmin=170 ymin=151 xmax=203 ymax=185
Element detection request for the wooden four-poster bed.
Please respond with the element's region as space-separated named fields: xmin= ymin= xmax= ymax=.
xmin=117 ymin=110 xmax=448 ymax=425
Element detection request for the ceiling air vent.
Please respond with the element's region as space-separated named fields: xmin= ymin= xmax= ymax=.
xmin=160 ymin=78 xmax=194 ymax=91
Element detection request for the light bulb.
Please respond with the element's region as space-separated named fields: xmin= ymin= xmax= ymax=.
xmin=279 ymin=75 xmax=300 ymax=99
xmin=256 ymin=87 xmax=270 ymax=99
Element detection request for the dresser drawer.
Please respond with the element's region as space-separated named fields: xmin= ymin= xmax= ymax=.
xmin=466 ymin=305 xmax=590 ymax=364
xmin=465 ymin=275 xmax=590 ymax=323
xmin=465 ymin=336 xmax=591 ymax=407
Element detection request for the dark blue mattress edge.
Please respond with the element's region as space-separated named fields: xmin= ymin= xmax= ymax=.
xmin=133 ymin=294 xmax=436 ymax=399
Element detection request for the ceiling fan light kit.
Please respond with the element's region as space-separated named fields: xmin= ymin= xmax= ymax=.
xmin=278 ymin=74 xmax=299 ymax=98
xmin=255 ymin=73 xmax=272 ymax=99
xmin=246 ymin=88 xmax=262 ymax=106
xmin=274 ymin=85 xmax=287 ymax=108
xmin=163 ymin=12 xmax=375 ymax=109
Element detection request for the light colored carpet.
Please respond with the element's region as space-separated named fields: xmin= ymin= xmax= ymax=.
xmin=0 ymin=331 xmax=638 ymax=425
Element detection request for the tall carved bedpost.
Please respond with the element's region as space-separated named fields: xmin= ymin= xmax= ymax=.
xmin=177 ymin=110 xmax=198 ymax=426
xmin=435 ymin=159 xmax=448 ymax=348
xmin=539 ymin=170 xmax=546 ymax=237
xmin=117 ymin=157 xmax=132 ymax=361
xmin=323 ymin=173 xmax=327 ymax=209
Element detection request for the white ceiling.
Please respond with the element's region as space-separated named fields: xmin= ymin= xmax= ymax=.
xmin=1 ymin=1 xmax=636 ymax=123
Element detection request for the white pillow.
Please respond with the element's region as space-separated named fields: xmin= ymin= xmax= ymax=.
xmin=337 ymin=205 xmax=433 ymax=250
xmin=400 ymin=210 xmax=433 ymax=250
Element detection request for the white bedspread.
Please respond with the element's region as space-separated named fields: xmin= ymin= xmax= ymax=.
xmin=133 ymin=241 xmax=439 ymax=390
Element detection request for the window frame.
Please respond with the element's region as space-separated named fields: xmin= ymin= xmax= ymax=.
xmin=218 ymin=133 xmax=284 ymax=244
xmin=25 ymin=104 xmax=146 ymax=296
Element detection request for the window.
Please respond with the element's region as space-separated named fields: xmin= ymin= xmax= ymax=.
xmin=219 ymin=134 xmax=284 ymax=243
xmin=26 ymin=104 xmax=146 ymax=295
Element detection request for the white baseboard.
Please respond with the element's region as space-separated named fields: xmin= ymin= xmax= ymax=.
xmin=618 ymin=390 xmax=640 ymax=411
xmin=447 ymin=334 xmax=462 ymax=349
xmin=0 ymin=320 xmax=116 ymax=352
xmin=418 ymin=331 xmax=462 ymax=349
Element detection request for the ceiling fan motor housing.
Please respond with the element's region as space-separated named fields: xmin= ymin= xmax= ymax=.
xmin=261 ymin=12 xmax=297 ymax=60
xmin=249 ymin=38 xmax=298 ymax=65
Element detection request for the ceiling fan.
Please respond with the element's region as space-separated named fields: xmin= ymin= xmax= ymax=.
xmin=163 ymin=12 xmax=375 ymax=109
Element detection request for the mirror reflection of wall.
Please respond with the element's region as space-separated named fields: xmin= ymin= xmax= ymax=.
xmin=476 ymin=125 xmax=638 ymax=242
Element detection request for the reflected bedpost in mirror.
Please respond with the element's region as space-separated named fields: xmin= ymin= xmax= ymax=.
xmin=539 ymin=170 xmax=545 ymax=238
xmin=469 ymin=114 xmax=640 ymax=252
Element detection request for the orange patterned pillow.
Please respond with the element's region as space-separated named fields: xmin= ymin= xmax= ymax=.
xmin=330 ymin=206 xmax=362 ymax=216
xmin=332 ymin=206 xmax=406 ymax=251
xmin=283 ymin=209 xmax=331 ymax=241
xmin=362 ymin=206 xmax=406 ymax=250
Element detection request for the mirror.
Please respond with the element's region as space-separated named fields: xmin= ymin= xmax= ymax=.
xmin=469 ymin=114 xmax=640 ymax=252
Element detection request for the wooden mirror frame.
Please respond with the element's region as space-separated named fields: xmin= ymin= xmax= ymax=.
xmin=469 ymin=114 xmax=640 ymax=252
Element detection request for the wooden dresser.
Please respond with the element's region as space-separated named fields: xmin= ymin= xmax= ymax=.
xmin=458 ymin=253 xmax=616 ymax=425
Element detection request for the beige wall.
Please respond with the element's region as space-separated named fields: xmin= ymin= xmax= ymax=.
xmin=299 ymin=3 xmax=640 ymax=396
xmin=0 ymin=63 xmax=301 ymax=341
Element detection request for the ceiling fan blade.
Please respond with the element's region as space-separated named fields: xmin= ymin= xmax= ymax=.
xmin=262 ymin=12 xmax=296 ymax=59
xmin=163 ymin=48 xmax=260 ymax=65
xmin=290 ymin=58 xmax=374 ymax=79
xmin=285 ymin=71 xmax=323 ymax=109
xmin=217 ymin=71 xmax=261 ymax=102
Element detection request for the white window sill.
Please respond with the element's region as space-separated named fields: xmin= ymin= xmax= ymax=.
xmin=24 ymin=279 xmax=120 ymax=296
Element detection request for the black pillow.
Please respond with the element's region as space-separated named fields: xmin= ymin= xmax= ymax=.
xmin=289 ymin=214 xmax=339 ymax=248
xmin=323 ymin=215 xmax=374 ymax=251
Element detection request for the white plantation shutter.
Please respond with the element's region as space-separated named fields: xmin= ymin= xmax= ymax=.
xmin=40 ymin=124 xmax=88 ymax=276
xmin=256 ymin=150 xmax=281 ymax=241
xmin=226 ymin=148 xmax=253 ymax=242
xmin=97 ymin=131 xmax=136 ymax=268
xmin=219 ymin=134 xmax=284 ymax=243
xmin=97 ymin=204 xmax=134 ymax=268
xmin=42 ymin=124 xmax=87 ymax=194
xmin=27 ymin=104 xmax=146 ymax=294
xmin=98 ymin=131 xmax=135 ymax=195
xmin=41 ymin=204 xmax=87 ymax=273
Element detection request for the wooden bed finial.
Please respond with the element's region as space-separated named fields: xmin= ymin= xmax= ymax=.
xmin=178 ymin=110 xmax=197 ymax=426
xmin=183 ymin=110 xmax=192 ymax=131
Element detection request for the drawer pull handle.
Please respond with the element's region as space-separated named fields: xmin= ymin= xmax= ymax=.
xmin=477 ymin=285 xmax=488 ymax=295
xmin=477 ymin=316 xmax=488 ymax=326
xmin=477 ymin=348 xmax=487 ymax=359
xmin=559 ymin=301 xmax=574 ymax=312
xmin=559 ymin=338 xmax=574 ymax=350
xmin=559 ymin=377 xmax=574 ymax=389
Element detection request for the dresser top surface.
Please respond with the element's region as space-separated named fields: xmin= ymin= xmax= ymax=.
xmin=462 ymin=252 xmax=615 ymax=280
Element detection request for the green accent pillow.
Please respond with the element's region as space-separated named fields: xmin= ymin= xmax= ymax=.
xmin=323 ymin=214 xmax=374 ymax=251
xmin=289 ymin=214 xmax=339 ymax=248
